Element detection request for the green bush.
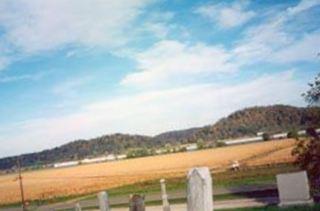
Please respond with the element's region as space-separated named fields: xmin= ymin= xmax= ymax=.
xmin=262 ymin=133 xmax=270 ymax=141
xmin=287 ymin=130 xmax=299 ymax=140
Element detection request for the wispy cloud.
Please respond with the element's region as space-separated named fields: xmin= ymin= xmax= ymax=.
xmin=0 ymin=72 xmax=45 ymax=83
xmin=195 ymin=1 xmax=255 ymax=29
xmin=121 ymin=40 xmax=236 ymax=87
xmin=0 ymin=0 xmax=153 ymax=54
xmin=287 ymin=0 xmax=320 ymax=15
xmin=233 ymin=0 xmax=320 ymax=65
xmin=0 ymin=57 xmax=10 ymax=71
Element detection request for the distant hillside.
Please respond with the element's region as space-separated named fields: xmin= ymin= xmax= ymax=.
xmin=153 ymin=127 xmax=201 ymax=145
xmin=194 ymin=105 xmax=320 ymax=141
xmin=0 ymin=134 xmax=152 ymax=170
xmin=0 ymin=105 xmax=319 ymax=170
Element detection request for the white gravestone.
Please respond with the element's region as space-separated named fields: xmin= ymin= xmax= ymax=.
xmin=276 ymin=171 xmax=313 ymax=206
xmin=98 ymin=191 xmax=110 ymax=211
xmin=187 ymin=167 xmax=213 ymax=211
xmin=160 ymin=179 xmax=171 ymax=211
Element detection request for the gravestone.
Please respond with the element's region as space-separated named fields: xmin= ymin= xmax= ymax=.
xmin=276 ymin=171 xmax=313 ymax=206
xmin=160 ymin=179 xmax=171 ymax=211
xmin=75 ymin=202 xmax=81 ymax=211
xmin=98 ymin=191 xmax=110 ymax=211
xmin=129 ymin=194 xmax=145 ymax=211
xmin=187 ymin=167 xmax=213 ymax=211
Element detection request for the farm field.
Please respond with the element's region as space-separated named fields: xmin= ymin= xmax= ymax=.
xmin=0 ymin=139 xmax=297 ymax=206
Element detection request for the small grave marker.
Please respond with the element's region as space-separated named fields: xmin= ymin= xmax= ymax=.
xmin=129 ymin=194 xmax=145 ymax=211
xmin=75 ymin=202 xmax=81 ymax=211
xmin=276 ymin=171 xmax=313 ymax=206
xmin=160 ymin=179 xmax=171 ymax=211
xmin=98 ymin=191 xmax=110 ymax=211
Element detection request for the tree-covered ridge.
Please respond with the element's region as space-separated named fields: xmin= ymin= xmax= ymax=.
xmin=0 ymin=105 xmax=319 ymax=170
xmin=194 ymin=105 xmax=320 ymax=141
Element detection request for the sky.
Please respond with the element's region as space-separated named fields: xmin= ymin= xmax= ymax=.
xmin=0 ymin=0 xmax=319 ymax=158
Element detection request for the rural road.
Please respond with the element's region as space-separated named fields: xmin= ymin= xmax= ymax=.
xmin=1 ymin=184 xmax=278 ymax=211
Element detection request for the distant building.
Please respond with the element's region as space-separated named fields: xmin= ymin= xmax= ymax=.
xmin=257 ymin=132 xmax=264 ymax=136
xmin=106 ymin=154 xmax=116 ymax=161
xmin=155 ymin=149 xmax=166 ymax=154
xmin=53 ymin=161 xmax=79 ymax=168
xmin=298 ymin=130 xmax=306 ymax=135
xmin=186 ymin=144 xmax=198 ymax=151
xmin=117 ymin=154 xmax=127 ymax=160
xmin=81 ymin=156 xmax=108 ymax=164
xmin=272 ymin=132 xmax=287 ymax=139
xmin=224 ymin=136 xmax=263 ymax=145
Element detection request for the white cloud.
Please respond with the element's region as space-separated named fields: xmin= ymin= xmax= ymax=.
xmin=272 ymin=31 xmax=320 ymax=63
xmin=287 ymin=0 xmax=320 ymax=15
xmin=232 ymin=0 xmax=320 ymax=65
xmin=0 ymin=57 xmax=10 ymax=71
xmin=0 ymin=72 xmax=45 ymax=83
xmin=196 ymin=1 xmax=255 ymax=28
xmin=121 ymin=40 xmax=236 ymax=87
xmin=144 ymin=22 xmax=171 ymax=38
xmin=232 ymin=16 xmax=292 ymax=65
xmin=0 ymin=0 xmax=153 ymax=54
xmin=0 ymin=71 xmax=305 ymax=157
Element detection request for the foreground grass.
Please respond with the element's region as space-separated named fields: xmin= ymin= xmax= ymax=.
xmin=101 ymin=163 xmax=298 ymax=198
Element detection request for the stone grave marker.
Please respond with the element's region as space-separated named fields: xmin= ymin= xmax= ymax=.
xmin=98 ymin=191 xmax=110 ymax=211
xmin=160 ymin=179 xmax=171 ymax=211
xmin=187 ymin=167 xmax=213 ymax=211
xmin=276 ymin=171 xmax=313 ymax=206
xmin=129 ymin=194 xmax=145 ymax=211
xmin=75 ymin=202 xmax=81 ymax=211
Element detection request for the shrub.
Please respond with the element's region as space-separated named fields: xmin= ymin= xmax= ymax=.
xmin=262 ymin=133 xmax=270 ymax=141
xmin=287 ymin=130 xmax=299 ymax=140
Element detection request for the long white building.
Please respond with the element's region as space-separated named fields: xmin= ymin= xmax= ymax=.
xmin=223 ymin=136 xmax=263 ymax=145
xmin=53 ymin=161 xmax=79 ymax=168
xmin=81 ymin=156 xmax=108 ymax=164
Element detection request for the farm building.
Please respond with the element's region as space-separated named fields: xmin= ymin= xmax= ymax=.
xmin=224 ymin=136 xmax=263 ymax=145
xmin=116 ymin=154 xmax=127 ymax=160
xmin=81 ymin=156 xmax=108 ymax=164
xmin=53 ymin=161 xmax=79 ymax=168
xmin=106 ymin=154 xmax=116 ymax=161
xmin=271 ymin=132 xmax=287 ymax=139
xmin=186 ymin=144 xmax=198 ymax=151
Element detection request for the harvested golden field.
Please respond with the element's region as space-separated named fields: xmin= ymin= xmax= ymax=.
xmin=0 ymin=139 xmax=296 ymax=205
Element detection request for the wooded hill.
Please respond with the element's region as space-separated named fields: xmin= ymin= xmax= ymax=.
xmin=0 ymin=105 xmax=319 ymax=170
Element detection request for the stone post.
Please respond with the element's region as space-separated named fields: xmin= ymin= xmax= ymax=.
xmin=129 ymin=194 xmax=145 ymax=211
xmin=160 ymin=179 xmax=171 ymax=211
xmin=75 ymin=202 xmax=81 ymax=211
xmin=98 ymin=191 xmax=110 ymax=211
xmin=187 ymin=167 xmax=213 ymax=211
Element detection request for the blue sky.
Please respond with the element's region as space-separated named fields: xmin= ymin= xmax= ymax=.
xmin=0 ymin=0 xmax=319 ymax=157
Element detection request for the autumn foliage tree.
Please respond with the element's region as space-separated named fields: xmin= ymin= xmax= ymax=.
xmin=292 ymin=73 xmax=320 ymax=192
